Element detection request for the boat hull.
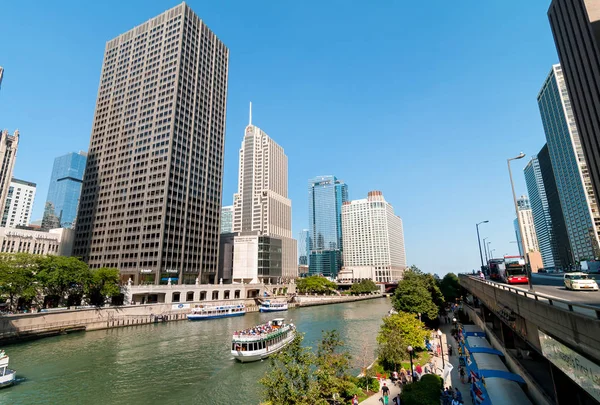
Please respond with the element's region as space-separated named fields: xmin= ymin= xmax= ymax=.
xmin=188 ymin=312 xmax=246 ymax=321
xmin=259 ymin=307 xmax=288 ymax=313
xmin=0 ymin=370 xmax=15 ymax=388
xmin=232 ymin=333 xmax=295 ymax=363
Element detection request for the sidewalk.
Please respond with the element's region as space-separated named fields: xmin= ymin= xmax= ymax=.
xmin=359 ymin=378 xmax=400 ymax=404
xmin=434 ymin=314 xmax=473 ymax=405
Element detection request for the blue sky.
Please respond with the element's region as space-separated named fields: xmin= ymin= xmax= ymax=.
xmin=0 ymin=1 xmax=560 ymax=275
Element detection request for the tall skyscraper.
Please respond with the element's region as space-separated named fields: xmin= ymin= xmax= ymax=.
xmin=0 ymin=130 xmax=19 ymax=218
xmin=0 ymin=67 xmax=4 ymax=91
xmin=538 ymin=64 xmax=600 ymax=261
xmin=73 ymin=3 xmax=229 ymax=285
xmin=538 ymin=145 xmax=573 ymax=268
xmin=298 ymin=229 xmax=309 ymax=265
xmin=548 ymin=1 xmax=600 ymax=209
xmin=514 ymin=196 xmax=539 ymax=256
xmin=524 ymin=149 xmax=569 ymax=270
xmin=42 ymin=151 xmax=87 ymax=230
xmin=308 ymin=175 xmax=348 ymax=278
xmin=1 ymin=179 xmax=36 ymax=228
xmin=220 ymin=205 xmax=233 ymax=234
xmin=339 ymin=191 xmax=406 ymax=282
xmin=231 ymin=105 xmax=297 ymax=283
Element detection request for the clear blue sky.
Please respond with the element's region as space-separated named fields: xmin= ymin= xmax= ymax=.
xmin=0 ymin=1 xmax=560 ymax=275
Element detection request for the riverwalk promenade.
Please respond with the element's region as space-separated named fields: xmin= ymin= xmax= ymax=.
xmin=359 ymin=313 xmax=473 ymax=405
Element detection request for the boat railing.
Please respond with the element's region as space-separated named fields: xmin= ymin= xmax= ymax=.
xmin=233 ymin=326 xmax=291 ymax=341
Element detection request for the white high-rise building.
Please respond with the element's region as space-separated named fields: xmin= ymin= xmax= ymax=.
xmin=1 ymin=179 xmax=35 ymax=228
xmin=339 ymin=191 xmax=406 ymax=282
xmin=232 ymin=104 xmax=297 ymax=283
xmin=514 ymin=195 xmax=539 ymax=255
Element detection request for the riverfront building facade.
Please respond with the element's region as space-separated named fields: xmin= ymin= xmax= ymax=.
xmin=231 ymin=106 xmax=297 ymax=283
xmin=73 ymin=3 xmax=229 ymax=285
xmin=339 ymin=191 xmax=406 ymax=282
xmin=538 ymin=65 xmax=600 ymax=261
xmin=1 ymin=178 xmax=36 ymax=228
xmin=308 ymin=175 xmax=348 ymax=278
xmin=42 ymin=152 xmax=87 ymax=230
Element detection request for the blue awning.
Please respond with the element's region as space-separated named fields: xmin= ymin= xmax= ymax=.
xmin=467 ymin=347 xmax=504 ymax=356
xmin=160 ymin=277 xmax=179 ymax=281
xmin=479 ymin=369 xmax=526 ymax=384
xmin=464 ymin=331 xmax=486 ymax=337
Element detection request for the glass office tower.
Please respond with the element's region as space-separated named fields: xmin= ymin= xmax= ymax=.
xmin=42 ymin=151 xmax=87 ymax=230
xmin=538 ymin=65 xmax=600 ymax=262
xmin=308 ymin=175 xmax=348 ymax=278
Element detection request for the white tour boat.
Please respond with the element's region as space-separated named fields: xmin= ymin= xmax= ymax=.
xmin=187 ymin=304 xmax=246 ymax=321
xmin=231 ymin=318 xmax=296 ymax=363
xmin=0 ymin=350 xmax=15 ymax=389
xmin=259 ymin=300 xmax=288 ymax=312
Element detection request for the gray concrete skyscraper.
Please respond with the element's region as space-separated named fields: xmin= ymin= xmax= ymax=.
xmin=73 ymin=3 xmax=229 ymax=285
xmin=0 ymin=130 xmax=19 ymax=219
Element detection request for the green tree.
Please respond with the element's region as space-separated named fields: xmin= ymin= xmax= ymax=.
xmin=87 ymin=267 xmax=121 ymax=306
xmin=392 ymin=268 xmax=439 ymax=320
xmin=36 ymin=256 xmax=91 ymax=307
xmin=261 ymin=330 xmax=357 ymax=405
xmin=260 ymin=333 xmax=318 ymax=405
xmin=296 ymin=276 xmax=337 ymax=294
xmin=424 ymin=273 xmax=445 ymax=312
xmin=314 ymin=330 xmax=352 ymax=401
xmin=439 ymin=273 xmax=460 ymax=303
xmin=377 ymin=312 xmax=428 ymax=370
xmin=349 ymin=279 xmax=378 ymax=294
xmin=0 ymin=253 xmax=38 ymax=311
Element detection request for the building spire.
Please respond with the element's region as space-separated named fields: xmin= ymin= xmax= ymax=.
xmin=249 ymin=101 xmax=252 ymax=126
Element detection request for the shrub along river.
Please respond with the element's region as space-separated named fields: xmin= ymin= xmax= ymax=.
xmin=1 ymin=297 xmax=391 ymax=405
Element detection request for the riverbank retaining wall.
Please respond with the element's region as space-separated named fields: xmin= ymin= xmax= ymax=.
xmin=0 ymin=294 xmax=385 ymax=343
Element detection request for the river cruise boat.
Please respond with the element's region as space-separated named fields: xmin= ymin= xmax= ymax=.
xmin=231 ymin=318 xmax=296 ymax=363
xmin=259 ymin=300 xmax=288 ymax=312
xmin=0 ymin=351 xmax=15 ymax=388
xmin=187 ymin=304 xmax=246 ymax=321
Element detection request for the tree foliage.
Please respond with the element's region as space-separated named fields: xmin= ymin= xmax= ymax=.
xmin=377 ymin=312 xmax=428 ymax=369
xmin=400 ymin=374 xmax=443 ymax=405
xmin=349 ymin=279 xmax=378 ymax=294
xmin=392 ymin=266 xmax=444 ymax=321
xmin=296 ymin=276 xmax=337 ymax=294
xmin=439 ymin=273 xmax=461 ymax=303
xmin=261 ymin=330 xmax=358 ymax=405
xmin=0 ymin=253 xmax=121 ymax=310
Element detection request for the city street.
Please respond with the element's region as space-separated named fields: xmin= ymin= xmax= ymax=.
xmin=521 ymin=273 xmax=600 ymax=307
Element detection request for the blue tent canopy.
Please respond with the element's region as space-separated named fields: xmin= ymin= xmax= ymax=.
xmin=467 ymin=347 xmax=504 ymax=356
xmin=479 ymin=369 xmax=526 ymax=384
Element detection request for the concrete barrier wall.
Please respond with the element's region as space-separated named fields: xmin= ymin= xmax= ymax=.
xmin=463 ymin=305 xmax=553 ymax=405
xmin=460 ymin=276 xmax=600 ymax=365
xmin=295 ymin=294 xmax=384 ymax=306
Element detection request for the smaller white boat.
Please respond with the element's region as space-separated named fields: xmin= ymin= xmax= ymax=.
xmin=231 ymin=318 xmax=296 ymax=363
xmin=259 ymin=300 xmax=288 ymax=312
xmin=187 ymin=304 xmax=246 ymax=321
xmin=0 ymin=351 xmax=15 ymax=388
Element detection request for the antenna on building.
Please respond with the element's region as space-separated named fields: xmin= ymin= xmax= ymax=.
xmin=249 ymin=101 xmax=252 ymax=126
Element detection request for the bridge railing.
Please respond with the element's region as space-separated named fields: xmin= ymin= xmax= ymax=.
xmin=459 ymin=274 xmax=600 ymax=320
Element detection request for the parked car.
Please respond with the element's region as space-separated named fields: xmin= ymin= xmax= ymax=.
xmin=564 ymin=272 xmax=599 ymax=291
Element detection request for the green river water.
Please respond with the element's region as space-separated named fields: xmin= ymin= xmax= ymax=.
xmin=0 ymin=298 xmax=390 ymax=405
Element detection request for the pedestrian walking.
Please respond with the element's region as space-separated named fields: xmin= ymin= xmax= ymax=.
xmin=381 ymin=382 xmax=390 ymax=405
xmin=352 ymin=394 xmax=359 ymax=405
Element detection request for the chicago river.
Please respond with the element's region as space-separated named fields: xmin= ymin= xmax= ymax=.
xmin=1 ymin=298 xmax=390 ymax=405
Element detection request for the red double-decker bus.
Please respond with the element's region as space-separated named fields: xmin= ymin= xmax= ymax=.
xmin=501 ymin=256 xmax=528 ymax=284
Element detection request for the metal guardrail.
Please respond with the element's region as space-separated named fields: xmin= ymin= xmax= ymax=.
xmin=459 ymin=274 xmax=600 ymax=320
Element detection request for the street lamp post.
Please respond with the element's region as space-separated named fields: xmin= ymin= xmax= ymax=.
xmin=437 ymin=329 xmax=445 ymax=369
xmin=487 ymin=241 xmax=492 ymax=260
xmin=507 ymin=152 xmax=534 ymax=290
xmin=491 ymin=249 xmax=496 ymax=259
xmin=482 ymin=237 xmax=489 ymax=263
xmin=407 ymin=345 xmax=414 ymax=382
xmin=476 ymin=221 xmax=489 ymax=269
